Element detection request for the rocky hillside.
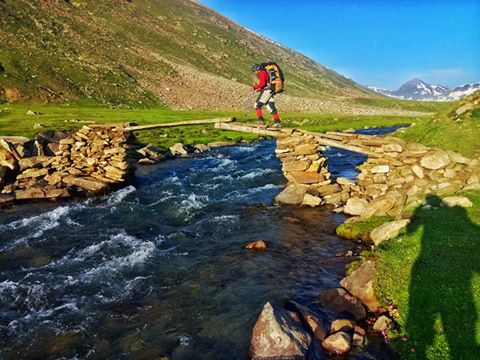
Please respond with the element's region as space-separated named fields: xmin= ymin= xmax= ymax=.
xmin=0 ymin=0 xmax=383 ymax=112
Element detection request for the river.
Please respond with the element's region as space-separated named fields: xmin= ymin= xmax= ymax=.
xmin=0 ymin=127 xmax=398 ymax=359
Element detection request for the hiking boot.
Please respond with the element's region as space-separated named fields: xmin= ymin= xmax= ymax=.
xmin=257 ymin=118 xmax=266 ymax=125
xmin=272 ymin=120 xmax=282 ymax=128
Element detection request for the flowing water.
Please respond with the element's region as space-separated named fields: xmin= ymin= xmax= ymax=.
xmin=0 ymin=127 xmax=398 ymax=359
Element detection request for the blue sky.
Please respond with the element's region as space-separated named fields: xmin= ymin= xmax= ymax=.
xmin=201 ymin=0 xmax=480 ymax=89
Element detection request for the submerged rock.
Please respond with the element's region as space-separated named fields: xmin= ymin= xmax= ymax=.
xmin=250 ymin=302 xmax=311 ymax=360
xmin=322 ymin=331 xmax=351 ymax=355
xmin=245 ymin=240 xmax=267 ymax=251
xmin=318 ymin=288 xmax=366 ymax=321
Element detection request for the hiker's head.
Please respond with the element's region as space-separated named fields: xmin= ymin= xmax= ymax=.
xmin=252 ymin=64 xmax=262 ymax=73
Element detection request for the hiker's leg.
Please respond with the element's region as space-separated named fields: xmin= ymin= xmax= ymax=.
xmin=255 ymin=93 xmax=266 ymax=123
xmin=266 ymin=99 xmax=281 ymax=126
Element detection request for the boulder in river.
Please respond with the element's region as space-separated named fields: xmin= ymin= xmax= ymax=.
xmin=340 ymin=261 xmax=379 ymax=313
xmin=245 ymin=240 xmax=267 ymax=251
xmin=169 ymin=143 xmax=189 ymax=156
xmin=250 ymin=302 xmax=311 ymax=360
xmin=318 ymin=288 xmax=366 ymax=321
xmin=344 ymin=198 xmax=369 ymax=216
xmin=322 ymin=331 xmax=351 ymax=355
xmin=275 ymin=184 xmax=309 ymax=205
xmin=286 ymin=300 xmax=327 ymax=342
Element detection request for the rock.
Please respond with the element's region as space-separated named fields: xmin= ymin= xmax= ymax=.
xmin=286 ymin=300 xmax=327 ymax=341
xmin=373 ymin=315 xmax=394 ymax=332
xmin=27 ymin=110 xmax=39 ymax=115
xmin=293 ymin=143 xmax=318 ymax=156
xmin=369 ymin=219 xmax=410 ymax=246
xmin=33 ymin=123 xmax=44 ymax=129
xmin=282 ymin=159 xmax=312 ymax=172
xmin=322 ymin=331 xmax=351 ymax=355
xmin=455 ymin=103 xmax=474 ymax=116
xmin=336 ymin=177 xmax=356 ymax=187
xmin=318 ymin=288 xmax=366 ymax=321
xmin=0 ymin=193 xmax=15 ymax=205
xmin=447 ymin=150 xmax=471 ymax=165
xmin=441 ymin=196 xmax=473 ymax=208
xmin=15 ymin=188 xmax=45 ymax=200
xmin=0 ymin=147 xmax=17 ymax=170
xmin=193 ymin=144 xmax=210 ymax=153
xmin=344 ymin=198 xmax=369 ymax=216
xmin=360 ymin=197 xmax=396 ymax=218
xmin=420 ymin=150 xmax=451 ymax=170
xmin=245 ymin=240 xmax=267 ymax=250
xmin=18 ymin=156 xmax=52 ymax=171
xmin=275 ymin=184 xmax=309 ymax=205
xmin=169 ymin=143 xmax=189 ymax=156
xmin=285 ymin=171 xmax=329 ymax=184
xmin=63 ymin=176 xmax=109 ymax=193
xmin=411 ymin=165 xmax=424 ymax=179
xmin=302 ymin=193 xmax=322 ymax=207
xmin=352 ymin=326 xmax=366 ymax=347
xmin=250 ymin=302 xmax=311 ymax=360
xmin=381 ymin=143 xmax=403 ymax=153
xmin=340 ymin=261 xmax=379 ymax=313
xmin=371 ymin=165 xmax=390 ymax=174
xmin=330 ymin=319 xmax=355 ymax=333
xmin=138 ymin=158 xmax=157 ymax=165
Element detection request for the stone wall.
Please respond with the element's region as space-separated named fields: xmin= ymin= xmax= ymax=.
xmin=0 ymin=125 xmax=137 ymax=205
xmin=274 ymin=132 xmax=480 ymax=219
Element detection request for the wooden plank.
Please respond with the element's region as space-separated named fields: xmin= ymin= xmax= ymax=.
xmin=214 ymin=122 xmax=288 ymax=138
xmin=126 ymin=117 xmax=235 ymax=131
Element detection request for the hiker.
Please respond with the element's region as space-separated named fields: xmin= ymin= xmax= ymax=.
xmin=252 ymin=63 xmax=282 ymax=127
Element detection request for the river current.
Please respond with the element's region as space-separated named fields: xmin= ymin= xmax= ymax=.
xmin=0 ymin=128 xmax=396 ymax=359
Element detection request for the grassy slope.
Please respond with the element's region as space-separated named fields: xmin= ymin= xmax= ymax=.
xmin=374 ymin=191 xmax=480 ymax=359
xmin=360 ymin=93 xmax=480 ymax=359
xmin=0 ymin=0 xmax=373 ymax=105
xmin=395 ymin=91 xmax=480 ymax=156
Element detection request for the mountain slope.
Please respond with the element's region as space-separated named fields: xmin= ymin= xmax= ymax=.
xmin=0 ymin=0 xmax=380 ymax=112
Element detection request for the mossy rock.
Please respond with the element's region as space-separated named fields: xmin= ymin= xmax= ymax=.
xmin=336 ymin=216 xmax=394 ymax=242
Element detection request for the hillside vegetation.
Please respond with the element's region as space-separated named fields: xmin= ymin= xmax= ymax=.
xmin=0 ymin=0 xmax=439 ymax=115
xmin=395 ymin=91 xmax=480 ymax=156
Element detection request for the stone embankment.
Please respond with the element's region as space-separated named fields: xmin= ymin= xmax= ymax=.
xmin=274 ymin=131 xmax=480 ymax=221
xmin=251 ymin=128 xmax=480 ymax=358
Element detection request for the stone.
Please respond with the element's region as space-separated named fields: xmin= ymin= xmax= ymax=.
xmin=250 ymin=302 xmax=311 ymax=360
xmin=16 ymin=168 xmax=48 ymax=179
xmin=318 ymin=288 xmax=366 ymax=321
xmin=138 ymin=158 xmax=157 ymax=165
xmin=352 ymin=326 xmax=366 ymax=347
xmin=381 ymin=143 xmax=403 ymax=153
xmin=340 ymin=261 xmax=379 ymax=312
xmin=245 ymin=240 xmax=267 ymax=250
xmin=420 ymin=150 xmax=451 ymax=170
xmin=64 ymin=176 xmax=109 ymax=193
xmin=322 ymin=331 xmax=351 ymax=355
xmin=336 ymin=177 xmax=356 ymax=187
xmin=0 ymin=147 xmax=17 ymax=170
xmin=282 ymin=159 xmax=312 ymax=172
xmin=169 ymin=143 xmax=189 ymax=156
xmin=15 ymin=188 xmax=45 ymax=200
xmin=411 ymin=165 xmax=424 ymax=179
xmin=360 ymin=197 xmax=396 ymax=218
xmin=405 ymin=142 xmax=429 ymax=155
xmin=293 ymin=143 xmax=318 ymax=156
xmin=274 ymin=184 xmax=309 ymax=205
xmin=369 ymin=219 xmax=410 ymax=246
xmin=0 ymin=193 xmax=15 ymax=205
xmin=455 ymin=103 xmax=474 ymax=116
xmin=441 ymin=196 xmax=473 ymax=208
xmin=302 ymin=193 xmax=322 ymax=207
xmin=315 ymin=183 xmax=340 ymax=196
xmin=306 ymin=159 xmax=324 ymax=173
xmin=373 ymin=315 xmax=394 ymax=332
xmin=371 ymin=165 xmax=390 ymax=174
xmin=447 ymin=150 xmax=471 ymax=165
xmin=330 ymin=319 xmax=355 ymax=333
xmin=18 ymin=156 xmax=52 ymax=171
xmin=193 ymin=144 xmax=210 ymax=153
xmin=344 ymin=198 xmax=369 ymax=216
xmin=285 ymin=171 xmax=328 ymax=184
xmin=286 ymin=300 xmax=327 ymax=342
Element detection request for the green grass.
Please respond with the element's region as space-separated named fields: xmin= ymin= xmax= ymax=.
xmin=0 ymin=102 xmax=423 ymax=150
xmin=394 ymin=91 xmax=480 ymax=157
xmin=352 ymin=97 xmax=451 ymax=113
xmin=374 ymin=191 xmax=480 ymax=359
xmin=336 ymin=216 xmax=394 ymax=242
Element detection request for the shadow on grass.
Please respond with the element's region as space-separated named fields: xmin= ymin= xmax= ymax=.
xmin=406 ymin=195 xmax=480 ymax=359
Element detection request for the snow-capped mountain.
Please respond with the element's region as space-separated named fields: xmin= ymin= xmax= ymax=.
xmin=368 ymin=79 xmax=480 ymax=101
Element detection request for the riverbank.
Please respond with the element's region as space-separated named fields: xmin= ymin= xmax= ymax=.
xmin=334 ymin=92 xmax=480 ymax=359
